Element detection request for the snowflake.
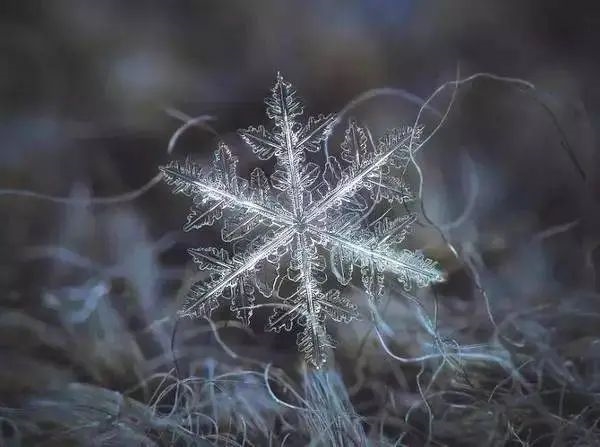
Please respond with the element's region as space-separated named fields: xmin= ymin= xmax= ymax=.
xmin=160 ymin=73 xmax=444 ymax=367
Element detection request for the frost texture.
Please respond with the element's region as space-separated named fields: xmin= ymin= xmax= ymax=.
xmin=160 ymin=74 xmax=444 ymax=367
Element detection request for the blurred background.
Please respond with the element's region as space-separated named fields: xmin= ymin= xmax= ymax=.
xmin=1 ymin=1 xmax=600 ymax=445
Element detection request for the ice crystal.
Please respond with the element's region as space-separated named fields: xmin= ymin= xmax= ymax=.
xmin=160 ymin=73 xmax=444 ymax=367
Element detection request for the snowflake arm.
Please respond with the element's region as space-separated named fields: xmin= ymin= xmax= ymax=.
xmin=160 ymin=144 xmax=294 ymax=229
xmin=267 ymin=232 xmax=358 ymax=367
xmin=179 ymin=228 xmax=294 ymax=320
xmin=317 ymin=229 xmax=443 ymax=289
xmin=239 ymin=73 xmax=336 ymax=218
xmin=260 ymin=72 xmax=305 ymax=216
xmin=160 ymin=141 xmax=294 ymax=323
xmin=307 ymin=122 xmax=420 ymax=221
xmin=295 ymin=233 xmax=331 ymax=367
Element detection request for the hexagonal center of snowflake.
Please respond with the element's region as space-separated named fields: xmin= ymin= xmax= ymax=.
xmin=293 ymin=217 xmax=309 ymax=234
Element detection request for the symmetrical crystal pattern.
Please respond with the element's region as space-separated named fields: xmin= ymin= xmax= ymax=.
xmin=160 ymin=74 xmax=443 ymax=367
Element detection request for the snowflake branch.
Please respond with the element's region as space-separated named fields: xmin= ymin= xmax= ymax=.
xmin=305 ymin=133 xmax=413 ymax=221
xmin=160 ymin=164 xmax=294 ymax=226
xmin=296 ymin=233 xmax=330 ymax=367
xmin=275 ymin=80 xmax=305 ymax=218
xmin=179 ymin=228 xmax=295 ymax=317
xmin=311 ymin=227 xmax=443 ymax=285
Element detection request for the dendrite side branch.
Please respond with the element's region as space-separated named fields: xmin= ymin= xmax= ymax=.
xmin=296 ymin=114 xmax=338 ymax=149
